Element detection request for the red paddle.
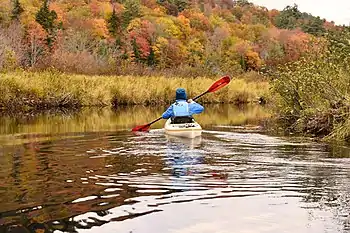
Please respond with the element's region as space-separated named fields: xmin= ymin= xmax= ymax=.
xmin=131 ymin=75 xmax=231 ymax=132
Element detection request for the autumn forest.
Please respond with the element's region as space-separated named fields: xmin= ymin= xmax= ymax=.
xmin=0 ymin=0 xmax=340 ymax=74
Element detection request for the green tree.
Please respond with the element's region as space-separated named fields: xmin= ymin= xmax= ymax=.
xmin=108 ymin=9 xmax=121 ymax=37
xmin=274 ymin=4 xmax=301 ymax=29
xmin=173 ymin=0 xmax=188 ymax=12
xmin=301 ymin=16 xmax=326 ymax=36
xmin=234 ymin=0 xmax=252 ymax=7
xmin=122 ymin=0 xmax=141 ymax=29
xmin=131 ymin=37 xmax=142 ymax=62
xmin=147 ymin=47 xmax=156 ymax=66
xmin=11 ymin=0 xmax=24 ymax=21
xmin=35 ymin=0 xmax=60 ymax=47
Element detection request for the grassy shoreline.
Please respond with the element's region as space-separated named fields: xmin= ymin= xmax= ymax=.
xmin=0 ymin=71 xmax=269 ymax=112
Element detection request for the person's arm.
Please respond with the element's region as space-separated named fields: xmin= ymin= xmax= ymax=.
xmin=162 ymin=105 xmax=174 ymax=119
xmin=188 ymin=99 xmax=204 ymax=115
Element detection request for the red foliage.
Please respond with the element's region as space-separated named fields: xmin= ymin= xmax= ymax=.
xmin=279 ymin=29 xmax=310 ymax=61
xmin=89 ymin=0 xmax=100 ymax=17
xmin=129 ymin=20 xmax=156 ymax=60
xmin=135 ymin=36 xmax=151 ymax=59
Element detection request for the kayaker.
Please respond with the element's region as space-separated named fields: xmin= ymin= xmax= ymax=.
xmin=162 ymin=88 xmax=204 ymax=124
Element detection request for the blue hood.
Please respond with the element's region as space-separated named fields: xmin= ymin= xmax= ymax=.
xmin=176 ymin=88 xmax=187 ymax=100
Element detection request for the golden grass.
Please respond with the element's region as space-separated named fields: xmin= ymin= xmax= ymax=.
xmin=0 ymin=70 xmax=270 ymax=110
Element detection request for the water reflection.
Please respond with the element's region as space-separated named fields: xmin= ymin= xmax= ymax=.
xmin=165 ymin=136 xmax=203 ymax=178
xmin=0 ymin=106 xmax=350 ymax=233
xmin=0 ymin=104 xmax=270 ymax=145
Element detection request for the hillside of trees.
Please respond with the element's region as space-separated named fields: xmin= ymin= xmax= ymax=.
xmin=0 ymin=0 xmax=343 ymax=76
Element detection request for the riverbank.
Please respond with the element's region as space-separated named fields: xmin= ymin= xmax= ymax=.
xmin=271 ymin=31 xmax=350 ymax=142
xmin=0 ymin=71 xmax=269 ymax=112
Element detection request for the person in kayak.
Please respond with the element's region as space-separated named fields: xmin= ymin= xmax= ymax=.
xmin=162 ymin=88 xmax=204 ymax=124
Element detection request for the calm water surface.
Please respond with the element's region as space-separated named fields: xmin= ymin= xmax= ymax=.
xmin=0 ymin=105 xmax=350 ymax=233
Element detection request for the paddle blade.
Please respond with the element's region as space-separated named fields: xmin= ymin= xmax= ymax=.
xmin=131 ymin=124 xmax=151 ymax=132
xmin=207 ymin=75 xmax=231 ymax=93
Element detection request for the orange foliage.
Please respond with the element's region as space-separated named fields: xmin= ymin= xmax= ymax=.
xmin=181 ymin=10 xmax=210 ymax=31
xmin=26 ymin=21 xmax=47 ymax=43
xmin=323 ymin=21 xmax=337 ymax=31
xmin=90 ymin=18 xmax=110 ymax=39
xmin=50 ymin=3 xmax=66 ymax=25
xmin=245 ymin=50 xmax=262 ymax=71
xmin=128 ymin=19 xmax=156 ymax=60
xmin=135 ymin=36 xmax=151 ymax=59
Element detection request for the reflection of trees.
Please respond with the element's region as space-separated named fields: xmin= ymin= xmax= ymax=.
xmin=0 ymin=105 xmax=270 ymax=139
xmin=1 ymin=134 xmax=221 ymax=233
xmin=0 ymin=132 xmax=111 ymax=226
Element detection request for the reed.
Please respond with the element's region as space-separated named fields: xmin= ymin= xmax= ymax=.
xmin=0 ymin=70 xmax=269 ymax=111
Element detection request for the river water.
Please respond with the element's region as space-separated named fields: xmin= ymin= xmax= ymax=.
xmin=0 ymin=105 xmax=349 ymax=233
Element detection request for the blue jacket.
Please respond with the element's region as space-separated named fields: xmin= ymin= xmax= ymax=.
xmin=162 ymin=100 xmax=204 ymax=119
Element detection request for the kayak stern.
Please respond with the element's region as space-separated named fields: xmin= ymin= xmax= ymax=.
xmin=164 ymin=119 xmax=202 ymax=138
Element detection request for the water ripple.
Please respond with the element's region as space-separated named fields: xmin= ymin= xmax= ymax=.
xmin=1 ymin=129 xmax=350 ymax=233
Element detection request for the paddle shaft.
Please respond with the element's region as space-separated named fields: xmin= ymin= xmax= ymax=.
xmin=147 ymin=116 xmax=163 ymax=126
xmin=193 ymin=91 xmax=209 ymax=101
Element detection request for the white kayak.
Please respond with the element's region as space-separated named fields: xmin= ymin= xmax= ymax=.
xmin=164 ymin=118 xmax=202 ymax=138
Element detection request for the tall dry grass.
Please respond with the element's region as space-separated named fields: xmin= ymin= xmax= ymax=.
xmin=0 ymin=70 xmax=269 ymax=111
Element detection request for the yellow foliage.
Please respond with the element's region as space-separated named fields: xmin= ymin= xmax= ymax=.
xmin=0 ymin=0 xmax=11 ymax=24
xmin=19 ymin=0 xmax=41 ymax=26
xmin=187 ymin=38 xmax=204 ymax=66
xmin=99 ymin=2 xmax=113 ymax=19
xmin=156 ymin=17 xmax=182 ymax=38
xmin=2 ymin=48 xmax=18 ymax=71
xmin=175 ymin=14 xmax=191 ymax=39
xmin=222 ymin=36 xmax=241 ymax=49
xmin=152 ymin=36 xmax=169 ymax=58
xmin=209 ymin=15 xmax=225 ymax=28
xmin=127 ymin=18 xmax=142 ymax=33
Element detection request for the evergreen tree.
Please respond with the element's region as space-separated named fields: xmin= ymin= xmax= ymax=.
xmin=301 ymin=16 xmax=326 ymax=36
xmin=11 ymin=0 xmax=24 ymax=21
xmin=108 ymin=9 xmax=121 ymax=37
xmin=147 ymin=47 xmax=156 ymax=66
xmin=122 ymin=0 xmax=141 ymax=29
xmin=274 ymin=4 xmax=301 ymax=30
xmin=131 ymin=38 xmax=141 ymax=62
xmin=35 ymin=0 xmax=59 ymax=47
